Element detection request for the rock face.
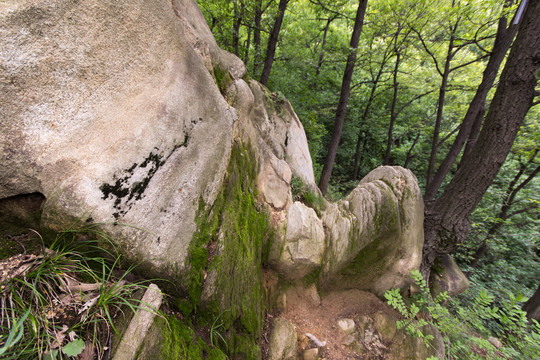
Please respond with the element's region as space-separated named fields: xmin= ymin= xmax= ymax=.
xmin=1 ymin=0 xmax=238 ymax=276
xmin=321 ymin=166 xmax=424 ymax=296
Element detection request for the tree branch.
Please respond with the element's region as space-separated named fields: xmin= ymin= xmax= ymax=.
xmin=450 ymin=54 xmax=490 ymax=72
xmin=411 ymin=27 xmax=443 ymax=76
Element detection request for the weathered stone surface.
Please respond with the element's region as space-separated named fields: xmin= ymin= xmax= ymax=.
xmin=371 ymin=312 xmax=397 ymax=344
xmin=268 ymin=317 xmax=297 ymax=360
xmin=337 ymin=318 xmax=356 ymax=334
xmin=258 ymin=153 xmax=292 ymax=210
xmin=320 ymin=166 xmax=424 ymax=296
xmin=275 ymin=202 xmax=325 ymax=279
xmin=431 ymin=254 xmax=470 ymax=296
xmin=387 ymin=324 xmax=445 ymax=360
xmin=112 ymin=284 xmax=163 ymax=360
xmin=303 ymin=347 xmax=319 ymax=360
xmin=0 ymin=0 xmax=238 ymax=277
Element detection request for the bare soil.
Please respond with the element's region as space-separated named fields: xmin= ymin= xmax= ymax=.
xmin=267 ymin=283 xmax=401 ymax=360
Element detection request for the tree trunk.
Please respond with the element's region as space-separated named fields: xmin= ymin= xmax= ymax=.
xmin=523 ymin=283 xmax=540 ymax=321
xmin=253 ymin=0 xmax=263 ymax=75
xmin=384 ymin=51 xmax=401 ymax=165
xmin=244 ymin=26 xmax=251 ymax=65
xmin=469 ymin=154 xmax=540 ymax=269
xmin=352 ymin=58 xmax=386 ymax=179
xmin=424 ymin=16 xmax=519 ymax=201
xmin=260 ymin=0 xmax=289 ymax=85
xmin=232 ymin=1 xmax=244 ymax=57
xmin=426 ymin=33 xmax=455 ymax=189
xmin=404 ymin=133 xmax=420 ymax=169
xmin=314 ymin=17 xmax=333 ymax=89
xmin=421 ymin=0 xmax=539 ymax=278
xmin=319 ymin=0 xmax=368 ymax=195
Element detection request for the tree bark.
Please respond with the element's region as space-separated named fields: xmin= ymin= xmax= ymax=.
xmin=314 ymin=17 xmax=334 ymax=89
xmin=426 ymin=32 xmax=455 ymax=189
xmin=523 ymin=283 xmax=540 ymax=321
xmin=352 ymin=56 xmax=387 ymax=179
xmin=421 ymin=0 xmax=540 ymax=278
xmin=253 ymin=0 xmax=263 ymax=74
xmin=232 ymin=1 xmax=244 ymax=57
xmin=319 ymin=0 xmax=368 ymax=195
xmin=260 ymin=0 xmax=289 ymax=85
xmin=424 ymin=15 xmax=519 ymax=201
xmin=384 ymin=51 xmax=401 ymax=165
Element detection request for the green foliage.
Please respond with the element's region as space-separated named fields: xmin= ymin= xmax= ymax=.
xmin=0 ymin=228 xmax=155 ymax=359
xmin=290 ymin=175 xmax=326 ymax=214
xmin=385 ymin=271 xmax=540 ymax=359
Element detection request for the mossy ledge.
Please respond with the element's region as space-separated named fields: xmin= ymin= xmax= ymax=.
xmin=182 ymin=141 xmax=273 ymax=359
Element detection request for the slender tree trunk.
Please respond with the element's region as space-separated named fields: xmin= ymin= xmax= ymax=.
xmin=260 ymin=0 xmax=289 ymax=85
xmin=384 ymin=51 xmax=401 ymax=165
xmin=244 ymin=26 xmax=251 ymax=65
xmin=470 ymin=157 xmax=540 ymax=269
xmin=232 ymin=1 xmax=244 ymax=57
xmin=352 ymin=62 xmax=385 ymax=179
xmin=426 ymin=34 xmax=454 ymax=189
xmin=314 ymin=17 xmax=333 ymax=89
xmin=421 ymin=0 xmax=539 ymax=279
xmin=404 ymin=133 xmax=421 ymax=168
xmin=424 ymin=16 xmax=519 ymax=201
xmin=253 ymin=0 xmax=263 ymax=75
xmin=523 ymin=283 xmax=540 ymax=321
xmin=319 ymin=0 xmax=368 ymax=195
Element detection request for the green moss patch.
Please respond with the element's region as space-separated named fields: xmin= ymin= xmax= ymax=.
xmin=213 ymin=66 xmax=233 ymax=96
xmin=184 ymin=142 xmax=273 ymax=358
xmin=136 ymin=315 xmax=227 ymax=360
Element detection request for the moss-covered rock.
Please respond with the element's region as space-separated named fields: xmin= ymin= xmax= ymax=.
xmin=135 ymin=314 xmax=227 ymax=360
xmin=182 ymin=142 xmax=272 ymax=358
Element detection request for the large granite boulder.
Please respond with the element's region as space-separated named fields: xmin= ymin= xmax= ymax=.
xmin=1 ymin=0 xmax=240 ymax=276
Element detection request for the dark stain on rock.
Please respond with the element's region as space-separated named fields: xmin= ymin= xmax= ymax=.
xmin=100 ymin=134 xmax=192 ymax=219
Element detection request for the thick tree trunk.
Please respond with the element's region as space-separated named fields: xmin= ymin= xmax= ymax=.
xmin=421 ymin=0 xmax=540 ymax=278
xmin=523 ymin=283 xmax=540 ymax=321
xmin=424 ymin=16 xmax=518 ymax=201
xmin=319 ymin=0 xmax=368 ymax=194
xmin=260 ymin=0 xmax=289 ymax=85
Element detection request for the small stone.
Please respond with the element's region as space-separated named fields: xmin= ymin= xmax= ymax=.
xmin=303 ymin=348 xmax=319 ymax=360
xmin=268 ymin=318 xmax=297 ymax=360
xmin=298 ymin=333 xmax=309 ymax=349
xmin=337 ymin=318 xmax=355 ymax=334
xmin=488 ymin=337 xmax=502 ymax=349
xmin=341 ymin=335 xmax=356 ymax=346
xmin=276 ymin=292 xmax=287 ymax=312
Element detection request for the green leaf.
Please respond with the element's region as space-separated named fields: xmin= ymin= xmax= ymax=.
xmin=43 ymin=350 xmax=59 ymax=360
xmin=61 ymin=339 xmax=85 ymax=357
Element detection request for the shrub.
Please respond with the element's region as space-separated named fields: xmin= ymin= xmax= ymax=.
xmin=385 ymin=270 xmax=540 ymax=359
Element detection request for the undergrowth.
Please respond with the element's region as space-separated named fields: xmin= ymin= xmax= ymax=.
xmin=385 ymin=270 xmax=540 ymax=359
xmin=0 ymin=225 xmax=156 ymax=359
